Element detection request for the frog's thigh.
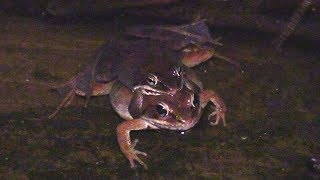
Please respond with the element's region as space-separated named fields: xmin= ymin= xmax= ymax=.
xmin=92 ymin=81 xmax=115 ymax=96
xmin=182 ymin=48 xmax=214 ymax=67
xmin=75 ymin=81 xmax=115 ymax=97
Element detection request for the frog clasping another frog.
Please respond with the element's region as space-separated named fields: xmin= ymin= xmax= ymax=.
xmin=111 ymin=80 xmax=226 ymax=169
xmin=48 ymin=21 xmax=229 ymax=169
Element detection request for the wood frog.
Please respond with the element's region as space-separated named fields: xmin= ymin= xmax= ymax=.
xmin=110 ymin=80 xmax=226 ymax=169
xmin=48 ymin=21 xmax=226 ymax=118
xmin=47 ymin=21 xmax=227 ymax=169
xmin=48 ymin=39 xmax=186 ymax=118
xmin=125 ymin=20 xmax=239 ymax=67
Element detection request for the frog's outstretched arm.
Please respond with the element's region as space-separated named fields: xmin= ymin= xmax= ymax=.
xmin=200 ymin=89 xmax=227 ymax=126
xmin=117 ymin=119 xmax=157 ymax=169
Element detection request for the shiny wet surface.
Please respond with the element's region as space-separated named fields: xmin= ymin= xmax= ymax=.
xmin=0 ymin=16 xmax=319 ymax=178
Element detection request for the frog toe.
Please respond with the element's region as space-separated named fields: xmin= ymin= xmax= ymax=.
xmin=132 ymin=139 xmax=148 ymax=156
xmin=129 ymin=153 xmax=148 ymax=170
xmin=134 ymin=149 xmax=147 ymax=156
xmin=208 ymin=111 xmax=227 ymax=127
xmin=128 ymin=139 xmax=148 ymax=169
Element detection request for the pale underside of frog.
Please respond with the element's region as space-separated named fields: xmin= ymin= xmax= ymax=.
xmin=48 ymin=21 xmax=228 ymax=169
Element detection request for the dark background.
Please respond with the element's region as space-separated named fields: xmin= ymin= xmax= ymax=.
xmin=0 ymin=0 xmax=319 ymax=178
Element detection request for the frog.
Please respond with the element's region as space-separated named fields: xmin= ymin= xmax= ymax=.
xmin=47 ymin=20 xmax=228 ymax=169
xmin=48 ymin=20 xmax=224 ymax=118
xmin=125 ymin=20 xmax=239 ymax=67
xmin=48 ymin=21 xmax=227 ymax=129
xmin=48 ymin=39 xmax=186 ymax=118
xmin=110 ymin=80 xmax=226 ymax=169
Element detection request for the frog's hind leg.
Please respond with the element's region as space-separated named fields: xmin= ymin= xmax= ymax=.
xmin=48 ymin=89 xmax=76 ymax=119
xmin=91 ymin=81 xmax=115 ymax=96
xmin=48 ymin=81 xmax=115 ymax=119
xmin=48 ymin=74 xmax=81 ymax=119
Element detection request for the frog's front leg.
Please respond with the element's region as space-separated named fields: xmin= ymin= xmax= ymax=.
xmin=117 ymin=119 xmax=156 ymax=169
xmin=200 ymin=89 xmax=227 ymax=126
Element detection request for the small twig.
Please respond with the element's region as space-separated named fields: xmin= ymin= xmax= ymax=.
xmin=272 ymin=0 xmax=314 ymax=52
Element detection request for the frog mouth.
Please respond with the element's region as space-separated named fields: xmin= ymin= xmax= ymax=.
xmin=133 ymin=85 xmax=170 ymax=96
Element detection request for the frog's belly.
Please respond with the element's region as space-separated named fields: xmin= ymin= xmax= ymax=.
xmin=109 ymin=81 xmax=134 ymax=120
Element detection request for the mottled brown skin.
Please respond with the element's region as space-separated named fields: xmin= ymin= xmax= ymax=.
xmin=49 ymin=52 xmax=227 ymax=169
xmin=48 ymin=21 xmax=228 ymax=169
xmin=126 ymin=21 xmax=239 ymax=66
xmin=48 ymin=39 xmax=184 ymax=119
xmin=110 ymin=82 xmax=202 ymax=169
xmin=95 ymin=39 xmax=185 ymax=95
xmin=48 ymin=40 xmax=214 ymax=119
xmin=48 ymin=21 xmax=227 ymax=119
xmin=181 ymin=45 xmax=215 ymax=67
xmin=109 ymin=81 xmax=226 ymax=169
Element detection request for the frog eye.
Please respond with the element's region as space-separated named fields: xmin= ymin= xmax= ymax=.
xmin=156 ymin=102 xmax=169 ymax=117
xmin=147 ymin=73 xmax=158 ymax=86
xmin=191 ymin=93 xmax=199 ymax=108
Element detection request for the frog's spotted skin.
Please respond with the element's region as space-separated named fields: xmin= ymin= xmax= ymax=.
xmin=110 ymin=82 xmax=201 ymax=169
xmin=126 ymin=21 xmax=239 ymax=66
xmin=48 ymin=21 xmax=228 ymax=169
xmin=110 ymin=80 xmax=226 ymax=169
xmin=110 ymin=81 xmax=202 ymax=130
xmin=48 ymin=39 xmax=184 ymax=119
xmin=49 ymin=20 xmax=229 ymax=119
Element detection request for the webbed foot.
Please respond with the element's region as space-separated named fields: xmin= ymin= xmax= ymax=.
xmin=208 ymin=107 xmax=227 ymax=127
xmin=116 ymin=119 xmax=152 ymax=170
xmin=127 ymin=139 xmax=148 ymax=169
xmin=200 ymin=89 xmax=227 ymax=127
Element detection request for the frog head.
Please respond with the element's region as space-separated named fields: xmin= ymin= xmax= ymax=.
xmin=141 ymin=86 xmax=202 ymax=131
xmin=133 ymin=65 xmax=185 ymax=96
xmin=115 ymin=40 xmax=187 ymax=96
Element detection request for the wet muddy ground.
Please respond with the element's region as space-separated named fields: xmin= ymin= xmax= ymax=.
xmin=0 ymin=15 xmax=319 ymax=178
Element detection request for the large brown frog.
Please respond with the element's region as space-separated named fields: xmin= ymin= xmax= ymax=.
xmin=48 ymin=21 xmax=228 ymax=169
xmin=110 ymin=80 xmax=226 ymax=169
xmin=48 ymin=21 xmax=230 ymax=119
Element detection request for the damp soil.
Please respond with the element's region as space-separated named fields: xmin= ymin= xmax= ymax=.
xmin=0 ymin=15 xmax=319 ymax=178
